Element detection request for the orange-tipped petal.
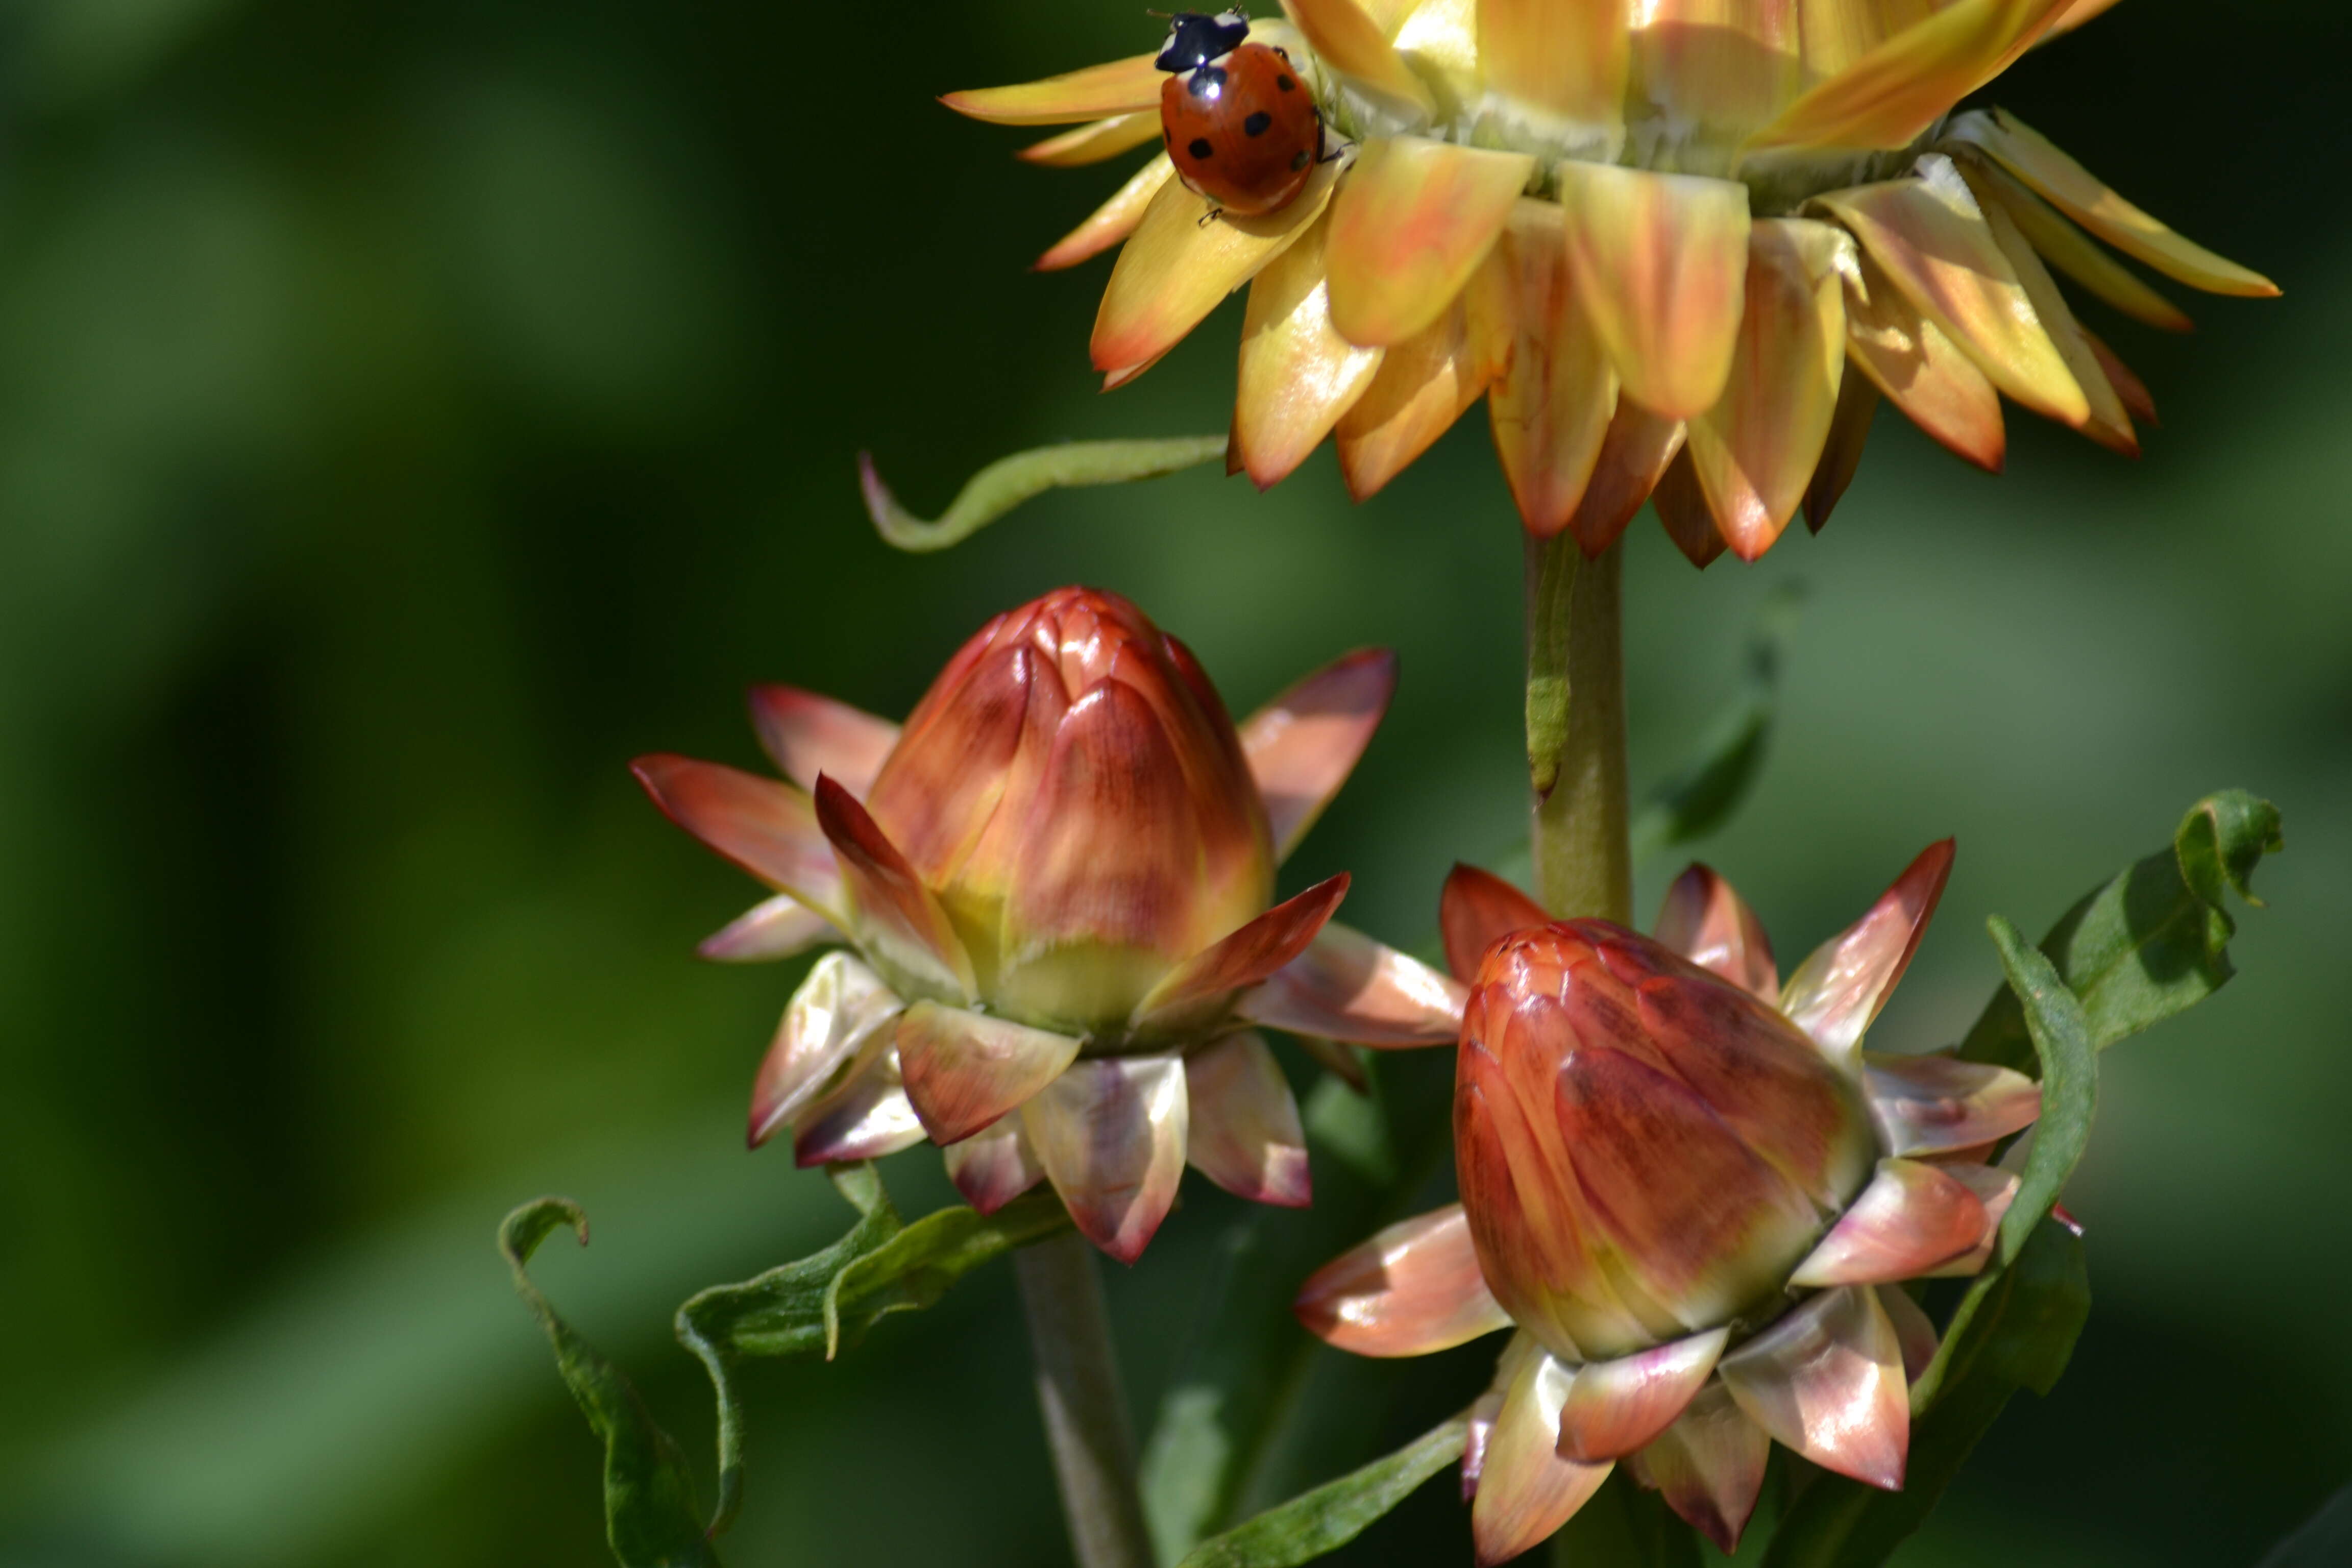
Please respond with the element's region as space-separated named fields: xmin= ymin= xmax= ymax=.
xmin=1747 ymin=0 xmax=2069 ymax=152
xmin=1440 ymin=863 xmax=1551 ymax=985
xmin=1921 ymin=1162 xmax=2021 ymax=1277
xmin=631 ymin=754 xmax=846 ymax=920
xmin=750 ymin=952 xmax=902 ymax=1149
xmin=2083 ymin=328 xmax=2158 ymax=426
xmin=699 ymin=893 xmax=837 ymax=964
xmin=1651 ymin=450 xmax=1725 ymax=568
xmin=1039 ymin=154 xmax=1176 ymax=272
xmin=1489 ymin=200 xmax=1618 ymax=538
xmin=941 ymin=54 xmax=1164 ymax=126
xmin=1653 ymin=864 xmax=1777 ymax=1003
xmin=1564 ymin=403 xmax=1684 ymax=555
xmin=1877 ymin=1284 xmax=1939 ymax=1380
xmin=1630 ymin=1382 xmax=1768 ymax=1553
xmin=1840 ymin=241 xmax=2006 ymax=473
xmin=1184 ymin=1030 xmax=1312 ymax=1207
xmin=1326 ymin=136 xmax=1534 ymax=348
xmin=1947 ymin=110 xmax=2279 ymax=297
xmin=813 ymin=776 xmax=979 ymax=1003
xmin=748 ymin=684 xmax=901 ymax=797
xmin=1133 ymin=874 xmax=1351 ymax=1031
xmin=1779 ymin=839 xmax=1954 ymax=1061
xmin=1239 ymin=648 xmax=1399 ymax=860
xmin=1023 ymin=1054 xmax=1189 ymax=1263
xmin=1862 ymin=1051 xmax=2041 ymax=1156
xmin=1233 ymin=211 xmax=1386 ymax=487
xmin=1478 ymin=0 xmax=1630 ymax=120
xmin=1018 ymin=112 xmax=1164 ymax=167
xmin=1334 ymin=289 xmax=1499 ymax=499
xmin=1718 ymin=1286 xmax=1908 ymax=1489
xmin=1687 ymin=218 xmax=1849 ymax=560
xmin=1295 ymin=1202 xmax=1513 ymax=1355
xmin=1238 ymin=921 xmax=1468 ymax=1046
xmin=1091 ymin=156 xmax=1341 ymax=373
xmin=1557 ymin=1328 xmax=1728 ymax=1463
xmin=1471 ymin=1345 xmax=1612 ymax=1566
xmin=895 ymin=1000 xmax=1083 ymax=1145
xmin=1816 ymin=161 xmax=2088 ymax=425
xmin=1557 ymin=162 xmax=1751 ymax=421
xmin=1802 ymin=371 xmax=1879 ymax=532
xmin=944 ymin=1116 xmax=1048 ymax=1214
xmin=1281 ymin=0 xmax=1439 ymax=112
xmin=1788 ymin=1158 xmax=1993 ymax=1286
xmin=1957 ymin=154 xmax=2192 ymax=333
xmin=793 ymin=1041 xmax=926 ymax=1166
xmin=2044 ymin=0 xmax=2124 ymax=33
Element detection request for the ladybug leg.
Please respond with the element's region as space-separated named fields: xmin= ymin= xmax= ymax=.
xmin=1195 ymin=204 xmax=1227 ymax=229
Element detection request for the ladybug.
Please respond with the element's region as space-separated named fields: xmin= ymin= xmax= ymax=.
xmin=1155 ymin=10 xmax=1325 ymax=218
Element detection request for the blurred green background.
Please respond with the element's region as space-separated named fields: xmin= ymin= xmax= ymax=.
xmin=0 ymin=0 xmax=2344 ymax=1562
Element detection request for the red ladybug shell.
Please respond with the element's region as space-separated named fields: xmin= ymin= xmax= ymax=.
xmin=1160 ymin=43 xmax=1322 ymax=218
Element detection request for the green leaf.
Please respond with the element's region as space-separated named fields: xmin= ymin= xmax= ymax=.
xmin=1174 ymin=1413 xmax=1468 ymax=1568
xmin=2258 ymin=1481 xmax=2352 ymax=1567
xmin=1760 ymin=1219 xmax=2090 ymax=1568
xmin=1960 ymin=790 xmax=2283 ymax=1073
xmin=1981 ymin=916 xmax=2099 ymax=1270
xmin=860 ymin=436 xmax=1229 ymax=552
xmin=1630 ymin=583 xmax=1805 ymax=861
xmin=499 ymin=1197 xmax=721 ymax=1568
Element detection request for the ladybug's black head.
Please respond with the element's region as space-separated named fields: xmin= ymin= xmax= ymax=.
xmin=1155 ymin=10 xmax=1251 ymax=72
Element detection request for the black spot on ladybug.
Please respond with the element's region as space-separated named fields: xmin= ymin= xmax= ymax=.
xmin=1189 ymin=137 xmax=1215 ymax=159
xmin=1188 ymin=65 xmax=1227 ymax=99
xmin=1243 ymin=111 xmax=1272 ymax=137
xmin=1290 ymin=150 xmax=1309 ymax=171
xmin=1277 ymin=75 xmax=1296 ymax=91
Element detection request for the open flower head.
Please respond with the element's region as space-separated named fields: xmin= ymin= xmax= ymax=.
xmin=1293 ymin=847 xmax=2044 ymax=1559
xmin=634 ymin=586 xmax=1464 ymax=1260
xmin=946 ymin=0 xmax=2274 ymax=562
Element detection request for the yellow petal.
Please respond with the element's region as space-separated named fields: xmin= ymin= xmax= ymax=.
xmin=1687 ymin=218 xmax=1849 ymax=560
xmin=1796 ymin=0 xmax=1941 ymax=81
xmin=2082 ymin=326 xmax=2158 ymax=426
xmin=1839 ymin=242 xmax=2005 ymax=473
xmin=1091 ymin=155 xmax=1343 ymax=373
xmin=1803 ymin=373 xmax=1880 ymax=532
xmin=1946 ymin=110 xmax=2279 ymax=297
xmin=1488 ymin=200 xmax=1618 ymax=537
xmin=1651 ymin=448 xmax=1725 ymax=568
xmin=1234 ymin=212 xmax=1385 ymax=488
xmin=1335 ymin=287 xmax=1499 ymax=499
xmin=1557 ymin=162 xmax=1752 ymax=420
xmin=942 ymin=54 xmax=1165 ymax=127
xmin=1815 ymin=159 xmax=2087 ymax=426
xmin=1391 ymin=0 xmax=1481 ymax=75
xmin=2044 ymin=0 xmax=2124 ymax=35
xmin=1748 ymin=0 xmax=2069 ymax=151
xmin=1326 ymin=137 xmax=1534 ymax=348
xmin=1281 ymin=0 xmax=1439 ymax=114
xmin=1565 ymin=402 xmax=1684 ymax=556
xmin=1039 ymin=154 xmax=1175 ymax=273
xmin=1018 ymin=112 xmax=1164 ymax=168
xmin=1477 ymin=0 xmax=1629 ymax=122
xmin=1952 ymin=150 xmax=2191 ymax=332
xmin=1629 ymin=0 xmax=1802 ymax=138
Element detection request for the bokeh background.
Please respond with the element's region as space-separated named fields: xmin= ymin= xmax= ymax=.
xmin=2 ymin=0 xmax=2345 ymax=1563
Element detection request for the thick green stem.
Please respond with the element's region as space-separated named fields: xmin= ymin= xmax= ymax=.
xmin=1525 ymin=531 xmax=1632 ymax=923
xmin=1016 ymin=1230 xmax=1157 ymax=1568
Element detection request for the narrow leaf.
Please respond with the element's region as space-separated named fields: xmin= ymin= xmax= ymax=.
xmin=1630 ymin=583 xmax=1805 ymax=859
xmin=859 ymin=436 xmax=1228 ymax=552
xmin=1983 ymin=915 xmax=2097 ymax=1267
xmin=1175 ymin=1413 xmax=1469 ymax=1568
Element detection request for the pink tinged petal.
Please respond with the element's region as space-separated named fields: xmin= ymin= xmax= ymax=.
xmin=1237 ymin=921 xmax=1467 ymax=1046
xmin=1233 ymin=212 xmax=1386 ymax=488
xmin=1489 ymin=200 xmax=1619 ymax=540
xmin=1090 ymin=156 xmax=1342 ymax=374
xmin=1564 ymin=403 xmax=1684 ymax=557
xmin=895 ymin=1000 xmax=1084 ymax=1145
xmin=1280 ymin=0 xmax=1439 ymax=113
xmin=813 ymin=777 xmax=979 ymax=1002
xmin=1018 ymin=111 xmax=1164 ymax=167
xmin=699 ymin=893 xmax=837 ymax=963
xmin=1477 ymin=0 xmax=1630 ymax=121
xmin=1877 ymin=1284 xmax=1939 ymax=1381
xmin=1239 ymin=647 xmax=1399 ymax=861
xmin=1922 ymin=1162 xmax=2020 ymax=1277
xmin=1038 ymin=154 xmax=1175 ymax=273
xmin=1779 ymin=838 xmax=1954 ymax=1062
xmin=1815 ymin=163 xmax=2089 ymax=426
xmin=1557 ymin=1328 xmax=1729 ymax=1463
xmin=1653 ymin=863 xmax=1777 ymax=1004
xmin=1556 ymin=163 xmax=1752 ymax=421
xmin=940 ymin=54 xmax=1164 ymax=126
xmin=1946 ymin=110 xmax=2280 ymax=297
xmin=1788 ymin=1158 xmax=1994 ymax=1287
xmin=1959 ymin=154 xmax=2193 ymax=333
xmin=1184 ymin=1031 xmax=1313 ymax=1207
xmin=1133 ymin=875 xmax=1350 ymax=1032
xmin=1687 ymin=218 xmax=1849 ymax=561
xmin=1747 ymin=0 xmax=2070 ymax=152
xmin=1471 ymin=1345 xmax=1613 ymax=1566
xmin=747 ymin=684 xmax=901 ymax=797
xmin=1441 ymin=863 xmax=1551 ymax=985
xmin=1840 ymin=241 xmax=2006 ymax=473
xmin=1630 ymin=1382 xmax=1768 ymax=1554
xmin=943 ymin=1116 xmax=1047 ymax=1214
xmin=793 ymin=1042 xmax=926 ymax=1166
xmin=1651 ymin=449 xmax=1725 ymax=569
xmin=1463 ymin=1389 xmax=1505 ymax=1499
xmin=1719 ymin=1286 xmax=1908 ymax=1489
xmin=1803 ymin=371 xmax=1879 ymax=533
xmin=1325 ymin=137 xmax=1534 ymax=348
xmin=631 ymin=754 xmax=846 ymax=921
xmin=1023 ymin=1054 xmax=1189 ymax=1263
xmin=1334 ymin=283 xmax=1504 ymax=499
xmin=750 ymin=952 xmax=903 ymax=1149
xmin=1293 ymin=1202 xmax=1514 ymax=1356
xmin=1863 ymin=1050 xmax=2042 ymax=1156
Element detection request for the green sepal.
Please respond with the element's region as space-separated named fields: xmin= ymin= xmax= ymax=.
xmin=498 ymin=1198 xmax=722 ymax=1568
xmin=1630 ymin=583 xmax=1803 ymax=861
xmin=1173 ymin=1413 xmax=1468 ymax=1568
xmin=860 ymin=435 xmax=1229 ymax=552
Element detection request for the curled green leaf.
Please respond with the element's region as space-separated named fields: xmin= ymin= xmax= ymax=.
xmin=2175 ymin=788 xmax=2283 ymax=909
xmin=1174 ymin=1412 xmax=1468 ymax=1568
xmin=860 ymin=435 xmax=1229 ymax=552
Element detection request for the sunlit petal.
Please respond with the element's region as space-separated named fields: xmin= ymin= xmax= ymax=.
xmin=631 ymin=754 xmax=846 ymax=921
xmin=941 ymin=54 xmax=1164 ymax=126
xmin=896 ymin=1000 xmax=1083 ymax=1144
xmin=1959 ymin=154 xmax=2192 ymax=332
xmin=1038 ymin=154 xmax=1176 ymax=273
xmin=1471 ymin=1344 xmax=1612 ymax=1565
xmin=1295 ymin=1202 xmax=1515 ymax=1355
xmin=1779 ymin=838 xmax=1954 ymax=1062
xmin=1440 ymin=863 xmax=1551 ymax=985
xmin=1326 ymin=136 xmax=1534 ymax=348
xmin=1132 ymin=874 xmax=1350 ymax=1032
xmin=1557 ymin=1327 xmax=1728 ymax=1463
xmin=1478 ymin=0 xmax=1630 ymax=120
xmin=698 ymin=893 xmax=838 ymax=964
xmin=1334 ymin=285 xmax=1502 ymax=499
xmin=1489 ymin=200 xmax=1618 ymax=538
xmin=1233 ymin=213 xmax=1386 ymax=487
xmin=1719 ymin=1286 xmax=1907 ymax=1489
xmin=793 ymin=1042 xmax=926 ymax=1166
xmin=1839 ymin=241 xmax=2005 ymax=473
xmin=1863 ymin=1050 xmax=2041 ymax=1156
xmin=1237 ymin=920 xmax=1468 ymax=1045
xmin=748 ymin=684 xmax=901 ymax=797
xmin=1653 ymin=863 xmax=1777 ymax=1004
xmin=1018 ymin=112 xmax=1164 ymax=167
xmin=1749 ymin=0 xmax=2069 ymax=151
xmin=1184 ymin=1030 xmax=1312 ymax=1206
xmin=1788 ymin=1158 xmax=1994 ymax=1286
xmin=1557 ymin=162 xmax=1751 ymax=420
xmin=1239 ymin=647 xmax=1399 ymax=860
xmin=1282 ymin=0 xmax=1440 ymax=112
xmin=1023 ymin=1054 xmax=1189 ymax=1263
xmin=943 ymin=1115 xmax=1048 ymax=1213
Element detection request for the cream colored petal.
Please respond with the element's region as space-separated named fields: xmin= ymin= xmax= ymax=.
xmin=1651 ymin=448 xmax=1725 ymax=568
xmin=1564 ymin=403 xmax=1683 ymax=555
xmin=1477 ymin=0 xmax=1629 ymax=122
xmin=1233 ymin=212 xmax=1385 ymax=488
xmin=1718 ymin=1286 xmax=1908 ymax=1489
xmin=1023 ymin=1054 xmax=1189 ymax=1263
xmin=1488 ymin=199 xmax=1619 ymax=538
xmin=1687 ymin=218 xmax=1849 ymax=560
xmin=1802 ymin=371 xmax=1879 ymax=532
xmin=1628 ymin=0 xmax=1802 ymax=139
xmin=699 ymin=893 xmax=837 ymax=964
xmin=1557 ymin=162 xmax=1752 ymax=421
xmin=1333 ymin=290 xmax=1495 ymax=500
xmin=941 ymin=54 xmax=1164 ymax=126
xmin=1631 ymin=1382 xmax=1769 ymax=1553
xmin=1653 ymin=863 xmax=1777 ymax=1003
xmin=1957 ymin=153 xmax=2192 ymax=332
xmin=1392 ymin=0 xmax=1481 ymax=73
xmin=1091 ymin=155 xmax=1343 ymax=373
xmin=1018 ymin=112 xmax=1164 ymax=167
xmin=1862 ymin=1050 xmax=2041 ymax=1157
xmin=1326 ymin=137 xmax=1534 ymax=348
xmin=1748 ymin=0 xmax=2070 ymax=151
xmin=1471 ymin=1345 xmax=1612 ymax=1566
xmin=1840 ymin=241 xmax=2005 ymax=473
xmin=1184 ymin=1031 xmax=1312 ymax=1207
xmin=943 ymin=1116 xmax=1047 ymax=1213
xmin=1557 ymin=1328 xmax=1729 ymax=1463
xmin=1236 ymin=920 xmax=1467 ymax=1046
xmin=1039 ymin=154 xmax=1175 ymax=273
xmin=749 ymin=952 xmax=902 ymax=1149
xmin=1282 ymin=0 xmax=1439 ymax=113
xmin=792 ymin=1041 xmax=926 ymax=1166
xmin=1293 ymin=1203 xmax=1514 ymax=1356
